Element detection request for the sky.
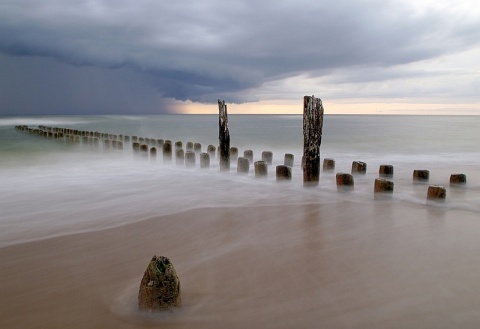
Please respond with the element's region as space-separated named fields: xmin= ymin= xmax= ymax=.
xmin=1 ymin=0 xmax=479 ymax=115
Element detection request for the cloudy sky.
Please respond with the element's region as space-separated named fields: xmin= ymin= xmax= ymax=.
xmin=1 ymin=0 xmax=479 ymax=115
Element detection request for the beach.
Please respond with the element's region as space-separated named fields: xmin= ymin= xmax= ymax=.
xmin=1 ymin=114 xmax=480 ymax=328
xmin=2 ymin=200 xmax=480 ymax=328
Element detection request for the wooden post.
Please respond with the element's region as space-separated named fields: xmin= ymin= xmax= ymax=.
xmin=138 ymin=255 xmax=181 ymax=311
xmin=244 ymin=150 xmax=253 ymax=163
xmin=427 ymin=185 xmax=446 ymax=203
xmin=374 ymin=178 xmax=394 ymax=200
xmin=230 ymin=147 xmax=239 ymax=162
xmin=303 ymin=95 xmax=324 ymax=186
xmin=237 ymin=157 xmax=250 ymax=174
xmin=176 ymin=149 xmax=185 ymax=165
xmin=450 ymin=173 xmax=466 ymax=185
xmin=194 ymin=143 xmax=202 ymax=153
xmin=352 ymin=161 xmax=367 ymax=175
xmin=262 ymin=151 xmax=273 ymax=165
xmin=150 ymin=147 xmax=157 ymax=161
xmin=276 ymin=165 xmax=292 ymax=181
xmin=336 ymin=173 xmax=354 ymax=192
xmin=379 ymin=165 xmax=394 ymax=177
xmin=323 ymin=158 xmax=335 ymax=172
xmin=200 ymin=153 xmax=210 ymax=168
xmin=413 ymin=170 xmax=429 ymax=182
xmin=218 ymin=99 xmax=230 ymax=171
xmin=254 ymin=161 xmax=268 ymax=178
xmin=140 ymin=144 xmax=149 ymax=158
xmin=163 ymin=141 xmax=172 ymax=163
xmin=185 ymin=151 xmax=196 ymax=167
xmin=207 ymin=145 xmax=216 ymax=159
xmin=284 ymin=154 xmax=294 ymax=167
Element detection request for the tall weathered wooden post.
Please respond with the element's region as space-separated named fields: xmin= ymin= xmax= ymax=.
xmin=218 ymin=99 xmax=230 ymax=171
xmin=303 ymin=95 xmax=324 ymax=186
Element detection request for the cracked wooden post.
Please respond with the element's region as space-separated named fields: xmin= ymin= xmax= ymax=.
xmin=303 ymin=95 xmax=324 ymax=186
xmin=138 ymin=255 xmax=181 ymax=311
xmin=218 ymin=99 xmax=230 ymax=171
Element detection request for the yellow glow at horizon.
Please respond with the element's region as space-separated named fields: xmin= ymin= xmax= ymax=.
xmin=173 ymin=100 xmax=480 ymax=115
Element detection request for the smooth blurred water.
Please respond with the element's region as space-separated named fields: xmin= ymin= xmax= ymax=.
xmin=1 ymin=114 xmax=480 ymax=247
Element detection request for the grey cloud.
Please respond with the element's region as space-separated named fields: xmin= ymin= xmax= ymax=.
xmin=0 ymin=0 xmax=479 ymax=113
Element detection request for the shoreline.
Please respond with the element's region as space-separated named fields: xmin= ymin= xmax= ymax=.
xmin=2 ymin=202 xmax=480 ymax=328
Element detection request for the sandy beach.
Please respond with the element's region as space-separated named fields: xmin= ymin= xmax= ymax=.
xmin=2 ymin=201 xmax=480 ymax=328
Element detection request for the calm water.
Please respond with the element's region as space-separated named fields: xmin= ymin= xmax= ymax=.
xmin=1 ymin=114 xmax=479 ymax=247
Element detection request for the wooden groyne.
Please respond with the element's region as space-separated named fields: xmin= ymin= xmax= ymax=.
xmin=14 ymin=102 xmax=467 ymax=204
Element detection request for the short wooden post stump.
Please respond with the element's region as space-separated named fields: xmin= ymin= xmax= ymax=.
xmin=427 ymin=185 xmax=446 ymax=203
xmin=207 ymin=145 xmax=216 ymax=159
xmin=194 ymin=143 xmax=202 ymax=153
xmin=244 ymin=150 xmax=253 ymax=163
xmin=230 ymin=147 xmax=238 ymax=162
xmin=185 ymin=151 xmax=196 ymax=167
xmin=140 ymin=144 xmax=149 ymax=158
xmin=176 ymin=149 xmax=185 ymax=165
xmin=351 ymin=161 xmax=367 ymax=175
xmin=323 ymin=158 xmax=335 ymax=172
xmin=450 ymin=173 xmax=466 ymax=186
xmin=336 ymin=173 xmax=354 ymax=192
xmin=200 ymin=152 xmax=210 ymax=168
xmin=150 ymin=147 xmax=157 ymax=161
xmin=254 ymin=161 xmax=268 ymax=178
xmin=163 ymin=141 xmax=172 ymax=163
xmin=262 ymin=151 xmax=273 ymax=165
xmin=413 ymin=170 xmax=429 ymax=182
xmin=237 ymin=157 xmax=250 ymax=174
xmin=276 ymin=165 xmax=292 ymax=181
xmin=284 ymin=154 xmax=294 ymax=167
xmin=379 ymin=165 xmax=394 ymax=177
xmin=374 ymin=178 xmax=394 ymax=199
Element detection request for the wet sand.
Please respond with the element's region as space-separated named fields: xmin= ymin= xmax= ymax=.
xmin=2 ymin=202 xmax=480 ymax=328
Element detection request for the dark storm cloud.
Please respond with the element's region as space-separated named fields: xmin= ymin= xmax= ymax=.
xmin=0 ymin=0 xmax=479 ymax=113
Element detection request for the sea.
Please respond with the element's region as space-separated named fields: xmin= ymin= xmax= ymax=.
xmin=1 ymin=114 xmax=479 ymax=248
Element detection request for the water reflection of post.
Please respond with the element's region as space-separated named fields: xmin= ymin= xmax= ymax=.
xmin=218 ymin=99 xmax=230 ymax=172
xmin=303 ymin=95 xmax=324 ymax=187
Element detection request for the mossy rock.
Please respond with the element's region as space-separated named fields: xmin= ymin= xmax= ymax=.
xmin=138 ymin=255 xmax=181 ymax=311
